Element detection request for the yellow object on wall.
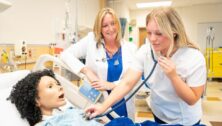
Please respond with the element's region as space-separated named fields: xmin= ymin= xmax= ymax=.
xmin=1 ymin=50 xmax=9 ymax=64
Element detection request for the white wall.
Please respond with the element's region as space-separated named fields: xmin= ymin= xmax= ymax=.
xmin=107 ymin=0 xmax=130 ymax=20
xmin=107 ymin=0 xmax=130 ymax=41
xmin=130 ymin=3 xmax=222 ymax=50
xmin=177 ymin=4 xmax=222 ymax=51
xmin=0 ymin=0 xmax=99 ymax=44
xmin=78 ymin=0 xmax=100 ymax=28
xmin=130 ymin=9 xmax=150 ymax=46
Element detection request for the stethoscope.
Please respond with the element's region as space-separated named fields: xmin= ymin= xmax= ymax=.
xmin=90 ymin=46 xmax=158 ymax=119
xmin=95 ymin=42 xmax=121 ymax=65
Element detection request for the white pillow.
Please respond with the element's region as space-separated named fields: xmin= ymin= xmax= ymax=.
xmin=0 ymin=70 xmax=30 ymax=125
xmin=0 ymin=70 xmax=30 ymax=90
xmin=0 ymin=88 xmax=29 ymax=126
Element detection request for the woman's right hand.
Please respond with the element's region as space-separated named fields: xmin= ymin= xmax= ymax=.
xmin=84 ymin=104 xmax=106 ymax=119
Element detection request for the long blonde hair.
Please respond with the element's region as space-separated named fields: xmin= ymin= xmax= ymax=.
xmin=93 ymin=8 xmax=122 ymax=48
xmin=146 ymin=7 xmax=199 ymax=57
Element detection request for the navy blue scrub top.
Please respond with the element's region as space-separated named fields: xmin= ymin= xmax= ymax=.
xmin=106 ymin=47 xmax=128 ymax=119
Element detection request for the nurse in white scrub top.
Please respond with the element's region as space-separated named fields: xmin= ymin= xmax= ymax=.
xmin=85 ymin=7 xmax=206 ymax=126
xmin=60 ymin=8 xmax=137 ymax=120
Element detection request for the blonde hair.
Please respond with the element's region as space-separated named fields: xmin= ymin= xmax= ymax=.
xmin=146 ymin=7 xmax=199 ymax=57
xmin=93 ymin=7 xmax=122 ymax=48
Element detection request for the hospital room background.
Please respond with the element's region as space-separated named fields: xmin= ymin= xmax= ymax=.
xmin=0 ymin=0 xmax=222 ymax=126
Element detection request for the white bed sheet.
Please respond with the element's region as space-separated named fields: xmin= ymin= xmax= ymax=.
xmin=0 ymin=70 xmax=30 ymax=126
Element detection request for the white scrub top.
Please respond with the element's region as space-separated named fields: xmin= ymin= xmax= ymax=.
xmin=132 ymin=43 xmax=206 ymax=125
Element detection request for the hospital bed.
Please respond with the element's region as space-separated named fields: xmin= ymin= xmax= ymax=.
xmin=0 ymin=54 xmax=117 ymax=126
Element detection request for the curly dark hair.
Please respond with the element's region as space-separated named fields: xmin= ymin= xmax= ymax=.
xmin=7 ymin=69 xmax=60 ymax=126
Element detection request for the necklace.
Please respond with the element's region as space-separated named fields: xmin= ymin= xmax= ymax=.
xmin=105 ymin=47 xmax=121 ymax=66
xmin=105 ymin=47 xmax=118 ymax=58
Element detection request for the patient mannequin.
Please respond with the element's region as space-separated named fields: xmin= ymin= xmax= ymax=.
xmin=7 ymin=69 xmax=103 ymax=126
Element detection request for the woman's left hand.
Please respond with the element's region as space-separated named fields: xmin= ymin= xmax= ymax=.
xmin=158 ymin=56 xmax=177 ymax=78
xmin=91 ymin=80 xmax=116 ymax=91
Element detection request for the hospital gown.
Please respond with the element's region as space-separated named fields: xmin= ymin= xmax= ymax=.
xmin=37 ymin=107 xmax=103 ymax=126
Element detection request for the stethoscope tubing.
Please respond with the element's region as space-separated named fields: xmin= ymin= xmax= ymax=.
xmin=94 ymin=47 xmax=158 ymax=119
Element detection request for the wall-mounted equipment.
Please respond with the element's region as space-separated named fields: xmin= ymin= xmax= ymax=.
xmin=14 ymin=41 xmax=27 ymax=57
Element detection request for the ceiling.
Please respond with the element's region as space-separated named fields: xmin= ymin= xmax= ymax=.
xmin=107 ymin=0 xmax=222 ymax=10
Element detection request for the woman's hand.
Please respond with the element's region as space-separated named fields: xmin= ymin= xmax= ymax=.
xmin=158 ymin=56 xmax=177 ymax=78
xmin=91 ymin=80 xmax=116 ymax=91
xmin=84 ymin=104 xmax=106 ymax=119
xmin=158 ymin=56 xmax=205 ymax=105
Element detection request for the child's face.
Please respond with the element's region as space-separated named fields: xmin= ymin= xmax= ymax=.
xmin=36 ymin=76 xmax=66 ymax=115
